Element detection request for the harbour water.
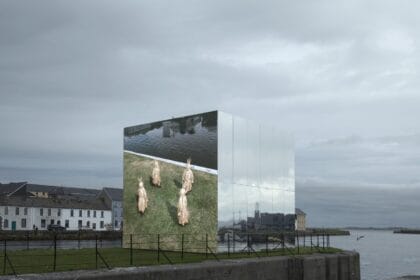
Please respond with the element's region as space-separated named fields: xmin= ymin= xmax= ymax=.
xmin=330 ymin=229 xmax=420 ymax=280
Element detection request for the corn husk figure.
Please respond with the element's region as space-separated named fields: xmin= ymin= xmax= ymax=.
xmin=177 ymin=187 xmax=189 ymax=226
xmin=151 ymin=160 xmax=161 ymax=187
xmin=182 ymin=158 xmax=194 ymax=193
xmin=137 ymin=177 xmax=148 ymax=214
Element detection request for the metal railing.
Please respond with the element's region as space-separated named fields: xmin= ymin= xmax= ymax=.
xmin=0 ymin=231 xmax=333 ymax=276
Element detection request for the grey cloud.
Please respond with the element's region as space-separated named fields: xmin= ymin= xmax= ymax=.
xmin=297 ymin=134 xmax=420 ymax=187
xmin=1 ymin=0 xmax=420 ymax=226
xmin=297 ymin=182 xmax=420 ymax=227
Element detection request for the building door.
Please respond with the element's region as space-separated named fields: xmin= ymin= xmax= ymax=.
xmin=11 ymin=221 xmax=16 ymax=231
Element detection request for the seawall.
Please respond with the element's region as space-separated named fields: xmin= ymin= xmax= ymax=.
xmin=0 ymin=251 xmax=360 ymax=280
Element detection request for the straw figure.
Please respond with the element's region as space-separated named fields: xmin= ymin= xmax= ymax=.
xmin=151 ymin=160 xmax=161 ymax=187
xmin=137 ymin=177 xmax=148 ymax=214
xmin=177 ymin=187 xmax=189 ymax=226
xmin=182 ymin=158 xmax=194 ymax=193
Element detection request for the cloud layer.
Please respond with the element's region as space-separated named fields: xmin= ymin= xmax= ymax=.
xmin=1 ymin=0 xmax=419 ymax=226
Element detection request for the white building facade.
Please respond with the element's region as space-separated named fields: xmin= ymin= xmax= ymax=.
xmin=0 ymin=205 xmax=112 ymax=231
xmin=0 ymin=182 xmax=113 ymax=231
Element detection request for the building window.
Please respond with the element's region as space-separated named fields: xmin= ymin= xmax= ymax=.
xmin=24 ymin=208 xmax=28 ymax=215
xmin=5 ymin=206 xmax=8 ymax=215
xmin=115 ymin=220 xmax=118 ymax=227
xmin=87 ymin=221 xmax=90 ymax=228
xmin=93 ymin=211 xmax=96 ymax=218
xmin=87 ymin=210 xmax=90 ymax=217
xmin=101 ymin=211 xmax=104 ymax=218
xmin=70 ymin=209 xmax=74 ymax=217
xmin=21 ymin=218 xmax=26 ymax=228
xmin=58 ymin=209 xmax=61 ymax=216
xmin=78 ymin=220 xmax=82 ymax=228
xmin=57 ymin=220 xmax=61 ymax=225
xmin=50 ymin=219 xmax=54 ymax=225
xmin=41 ymin=219 xmax=46 ymax=228
xmin=4 ymin=219 xmax=8 ymax=228
xmin=48 ymin=208 xmax=51 ymax=216
xmin=79 ymin=210 xmax=82 ymax=217
xmin=65 ymin=220 xmax=69 ymax=228
xmin=40 ymin=208 xmax=43 ymax=216
xmin=92 ymin=223 xmax=96 ymax=229
xmin=15 ymin=207 xmax=19 ymax=215
xmin=100 ymin=221 xmax=104 ymax=228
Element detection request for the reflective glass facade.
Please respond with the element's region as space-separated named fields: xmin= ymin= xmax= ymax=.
xmin=217 ymin=112 xmax=295 ymax=232
xmin=123 ymin=111 xmax=295 ymax=252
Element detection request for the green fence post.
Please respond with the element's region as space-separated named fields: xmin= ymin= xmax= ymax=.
xmin=53 ymin=234 xmax=57 ymax=271
xmin=78 ymin=230 xmax=81 ymax=249
xmin=282 ymin=233 xmax=285 ymax=253
xmin=95 ymin=235 xmax=98 ymax=269
xmin=310 ymin=234 xmax=313 ymax=251
xmin=130 ymin=234 xmax=133 ymax=266
xmin=247 ymin=234 xmax=250 ymax=256
xmin=233 ymin=231 xmax=235 ymax=253
xmin=265 ymin=234 xmax=269 ymax=255
xmin=227 ymin=233 xmax=230 ymax=257
xmin=181 ymin=234 xmax=184 ymax=260
xmin=205 ymin=234 xmax=208 ymax=259
xmin=3 ymin=240 xmax=6 ymax=275
xmin=157 ymin=234 xmax=160 ymax=263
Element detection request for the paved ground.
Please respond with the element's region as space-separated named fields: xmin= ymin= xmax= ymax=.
xmin=391 ymin=276 xmax=420 ymax=280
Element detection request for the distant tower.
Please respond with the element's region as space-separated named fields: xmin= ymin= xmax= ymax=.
xmin=255 ymin=202 xmax=260 ymax=218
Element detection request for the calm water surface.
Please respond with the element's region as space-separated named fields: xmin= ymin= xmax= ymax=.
xmin=331 ymin=229 xmax=420 ymax=280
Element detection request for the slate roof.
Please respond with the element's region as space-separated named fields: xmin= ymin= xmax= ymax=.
xmin=103 ymin=187 xmax=123 ymax=201
xmin=295 ymin=208 xmax=306 ymax=216
xmin=0 ymin=194 xmax=109 ymax=210
xmin=26 ymin=184 xmax=100 ymax=197
xmin=0 ymin=182 xmax=26 ymax=196
xmin=0 ymin=182 xmax=109 ymax=210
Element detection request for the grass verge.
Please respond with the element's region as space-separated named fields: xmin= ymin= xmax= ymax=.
xmin=123 ymin=152 xmax=217 ymax=251
xmin=0 ymin=246 xmax=342 ymax=275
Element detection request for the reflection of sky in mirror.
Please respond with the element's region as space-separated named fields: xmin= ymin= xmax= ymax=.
xmin=217 ymin=182 xmax=233 ymax=223
xmin=217 ymin=111 xmax=295 ymax=227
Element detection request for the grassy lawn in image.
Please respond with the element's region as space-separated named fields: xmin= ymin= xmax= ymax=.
xmin=123 ymin=152 xmax=217 ymax=251
xmin=0 ymin=246 xmax=342 ymax=276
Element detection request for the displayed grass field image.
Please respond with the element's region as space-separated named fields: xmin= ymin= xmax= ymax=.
xmin=123 ymin=152 xmax=217 ymax=252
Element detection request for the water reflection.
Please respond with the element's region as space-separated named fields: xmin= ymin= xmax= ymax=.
xmin=124 ymin=111 xmax=217 ymax=169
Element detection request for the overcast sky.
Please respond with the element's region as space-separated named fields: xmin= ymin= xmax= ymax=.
xmin=1 ymin=0 xmax=419 ymax=227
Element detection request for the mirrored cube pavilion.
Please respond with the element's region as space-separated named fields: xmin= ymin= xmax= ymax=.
xmin=123 ymin=110 xmax=295 ymax=252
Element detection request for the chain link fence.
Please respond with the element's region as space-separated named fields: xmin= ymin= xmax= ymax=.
xmin=0 ymin=231 xmax=334 ymax=276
